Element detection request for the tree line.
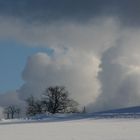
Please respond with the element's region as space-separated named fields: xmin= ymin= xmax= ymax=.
xmin=4 ymin=86 xmax=81 ymax=119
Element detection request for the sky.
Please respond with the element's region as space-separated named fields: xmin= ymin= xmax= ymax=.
xmin=0 ymin=41 xmax=53 ymax=93
xmin=1 ymin=0 xmax=140 ymax=113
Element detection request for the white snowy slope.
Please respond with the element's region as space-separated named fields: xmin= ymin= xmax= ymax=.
xmin=0 ymin=118 xmax=140 ymax=140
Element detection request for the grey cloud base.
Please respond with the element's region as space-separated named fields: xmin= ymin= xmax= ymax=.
xmin=0 ymin=0 xmax=140 ymax=26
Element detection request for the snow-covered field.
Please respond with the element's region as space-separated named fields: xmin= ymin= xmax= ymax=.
xmin=0 ymin=118 xmax=140 ymax=140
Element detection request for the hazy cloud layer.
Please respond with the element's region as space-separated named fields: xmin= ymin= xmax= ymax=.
xmin=0 ymin=91 xmax=25 ymax=109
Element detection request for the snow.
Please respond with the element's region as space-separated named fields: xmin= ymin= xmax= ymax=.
xmin=0 ymin=118 xmax=140 ymax=140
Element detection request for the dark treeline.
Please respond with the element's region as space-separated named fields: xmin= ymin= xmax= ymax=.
xmin=26 ymin=86 xmax=79 ymax=116
xmin=3 ymin=86 xmax=81 ymax=119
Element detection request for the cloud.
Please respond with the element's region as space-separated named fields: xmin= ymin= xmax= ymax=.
xmin=92 ymin=30 xmax=140 ymax=111
xmin=18 ymin=50 xmax=100 ymax=106
xmin=17 ymin=27 xmax=140 ymax=112
xmin=0 ymin=91 xmax=25 ymax=107
xmin=0 ymin=0 xmax=140 ymax=26
xmin=0 ymin=17 xmax=119 ymax=52
xmin=15 ymin=18 xmax=120 ymax=110
xmin=0 ymin=13 xmax=121 ymax=113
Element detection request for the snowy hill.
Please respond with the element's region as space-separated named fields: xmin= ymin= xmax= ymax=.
xmin=0 ymin=107 xmax=140 ymax=140
xmin=0 ymin=118 xmax=140 ymax=140
xmin=93 ymin=106 xmax=140 ymax=118
xmin=98 ymin=106 xmax=140 ymax=113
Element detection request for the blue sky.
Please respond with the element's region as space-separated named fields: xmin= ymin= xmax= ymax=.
xmin=0 ymin=40 xmax=52 ymax=93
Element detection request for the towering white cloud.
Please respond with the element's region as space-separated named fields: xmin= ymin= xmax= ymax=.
xmin=19 ymin=50 xmax=100 ymax=107
xmin=93 ymin=30 xmax=140 ymax=111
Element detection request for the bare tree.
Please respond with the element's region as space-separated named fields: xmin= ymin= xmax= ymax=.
xmin=26 ymin=96 xmax=37 ymax=116
xmin=65 ymin=99 xmax=79 ymax=113
xmin=34 ymin=100 xmax=43 ymax=114
xmin=82 ymin=106 xmax=86 ymax=114
xmin=4 ymin=107 xmax=10 ymax=119
xmin=16 ymin=108 xmax=21 ymax=118
xmin=42 ymin=86 xmax=79 ymax=114
xmin=26 ymin=96 xmax=43 ymax=116
xmin=4 ymin=105 xmax=21 ymax=119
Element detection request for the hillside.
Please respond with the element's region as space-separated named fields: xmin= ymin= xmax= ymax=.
xmin=93 ymin=106 xmax=140 ymax=118
xmin=0 ymin=118 xmax=140 ymax=140
xmin=0 ymin=106 xmax=140 ymax=140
